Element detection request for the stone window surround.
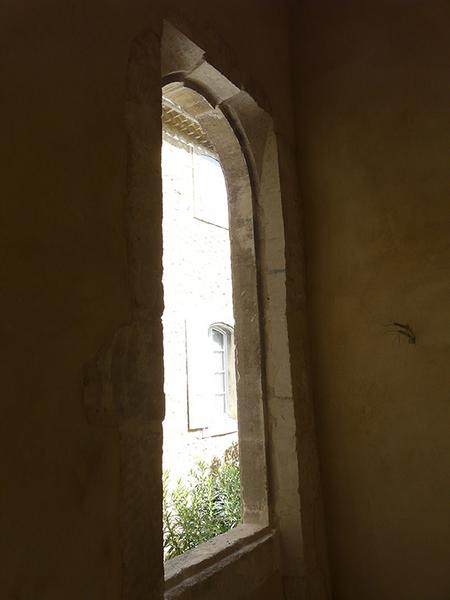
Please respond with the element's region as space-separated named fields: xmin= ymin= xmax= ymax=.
xmin=161 ymin=75 xmax=270 ymax=535
xmin=83 ymin=21 xmax=319 ymax=600
xmin=161 ymin=24 xmax=305 ymax=596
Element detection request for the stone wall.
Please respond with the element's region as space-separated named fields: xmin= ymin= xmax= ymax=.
xmin=161 ymin=134 xmax=237 ymax=483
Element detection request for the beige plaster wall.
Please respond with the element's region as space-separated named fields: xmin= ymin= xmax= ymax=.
xmin=1 ymin=1 xmax=312 ymax=599
xmin=291 ymin=1 xmax=450 ymax=599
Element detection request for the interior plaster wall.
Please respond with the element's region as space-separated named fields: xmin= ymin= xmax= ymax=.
xmin=1 ymin=1 xmax=323 ymax=599
xmin=291 ymin=2 xmax=450 ymax=599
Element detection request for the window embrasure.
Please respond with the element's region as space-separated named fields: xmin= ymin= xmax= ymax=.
xmin=158 ymin=21 xmax=311 ymax=597
xmin=83 ymin=23 xmax=324 ymax=600
xmin=161 ymin=79 xmax=269 ymax=558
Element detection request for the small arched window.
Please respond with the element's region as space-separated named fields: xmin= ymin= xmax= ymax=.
xmin=208 ymin=324 xmax=236 ymax=421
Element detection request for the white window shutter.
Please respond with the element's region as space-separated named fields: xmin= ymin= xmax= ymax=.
xmin=185 ymin=316 xmax=211 ymax=430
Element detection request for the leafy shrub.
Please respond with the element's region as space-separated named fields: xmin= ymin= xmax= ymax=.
xmin=163 ymin=443 xmax=241 ymax=560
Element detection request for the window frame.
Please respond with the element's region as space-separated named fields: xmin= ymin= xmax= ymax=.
xmin=208 ymin=323 xmax=235 ymax=419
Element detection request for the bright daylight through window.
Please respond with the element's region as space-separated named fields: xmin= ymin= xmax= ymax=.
xmin=161 ymin=94 xmax=240 ymax=560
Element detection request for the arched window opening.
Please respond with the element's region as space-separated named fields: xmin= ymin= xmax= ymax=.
xmin=156 ymin=28 xmax=299 ymax=579
xmin=161 ymin=90 xmax=242 ymax=560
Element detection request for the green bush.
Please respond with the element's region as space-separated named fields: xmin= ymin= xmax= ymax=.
xmin=163 ymin=443 xmax=241 ymax=560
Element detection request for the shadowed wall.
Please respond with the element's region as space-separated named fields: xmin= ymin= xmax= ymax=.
xmin=291 ymin=1 xmax=450 ymax=598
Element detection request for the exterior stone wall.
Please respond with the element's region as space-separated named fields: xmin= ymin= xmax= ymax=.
xmin=161 ymin=134 xmax=237 ymax=483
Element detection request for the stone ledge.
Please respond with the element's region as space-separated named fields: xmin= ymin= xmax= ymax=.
xmin=164 ymin=524 xmax=275 ymax=596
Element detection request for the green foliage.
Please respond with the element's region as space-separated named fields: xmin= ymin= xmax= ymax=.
xmin=163 ymin=443 xmax=241 ymax=560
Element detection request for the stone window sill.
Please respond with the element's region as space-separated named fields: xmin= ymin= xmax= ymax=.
xmin=201 ymin=418 xmax=237 ymax=438
xmin=164 ymin=524 xmax=275 ymax=597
